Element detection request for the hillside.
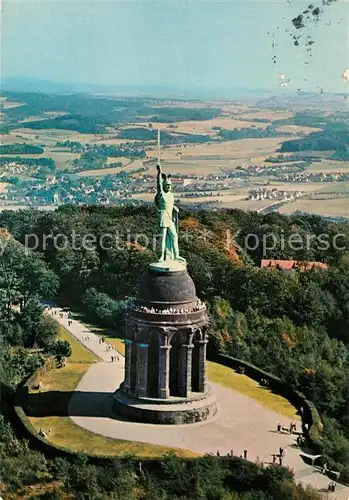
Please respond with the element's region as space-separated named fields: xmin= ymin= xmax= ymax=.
xmin=280 ymin=122 xmax=349 ymax=160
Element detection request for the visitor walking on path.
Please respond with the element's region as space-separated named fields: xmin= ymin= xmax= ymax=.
xmin=44 ymin=305 xmax=124 ymax=367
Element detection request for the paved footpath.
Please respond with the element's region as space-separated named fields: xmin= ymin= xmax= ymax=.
xmin=46 ymin=306 xmax=125 ymax=366
xmin=49 ymin=306 xmax=349 ymax=500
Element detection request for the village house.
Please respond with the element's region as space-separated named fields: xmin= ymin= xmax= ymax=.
xmin=260 ymin=259 xmax=328 ymax=271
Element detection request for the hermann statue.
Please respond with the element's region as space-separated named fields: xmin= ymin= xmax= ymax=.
xmin=114 ymin=138 xmax=215 ymax=424
xmin=155 ymin=163 xmax=185 ymax=264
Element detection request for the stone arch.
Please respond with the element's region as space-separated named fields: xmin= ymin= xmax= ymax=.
xmin=126 ymin=325 xmax=139 ymax=393
xmin=169 ymin=330 xmax=182 ymax=397
xmin=191 ymin=328 xmax=202 ymax=392
xmin=130 ymin=341 xmax=138 ymax=392
xmin=147 ymin=330 xmax=160 ymax=397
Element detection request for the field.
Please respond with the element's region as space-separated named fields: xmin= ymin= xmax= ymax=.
xmin=91 ymin=137 xmax=143 ymax=145
xmin=131 ymin=116 xmax=272 ymax=136
xmin=0 ymin=203 xmax=57 ymax=212
xmin=275 ymin=125 xmax=322 ymax=135
xmin=236 ymin=110 xmax=294 ymax=121
xmin=146 ymin=137 xmax=292 ymax=175
xmin=105 ymin=156 xmax=132 ymax=165
xmin=0 ymin=98 xmax=24 ymax=109
xmin=77 ymin=165 xmax=129 ymax=177
xmin=1 ymin=92 xmax=348 ymax=217
xmin=306 ymin=159 xmax=349 ymax=173
xmin=317 ymin=183 xmax=349 ymax=194
xmin=279 ymin=197 xmax=349 ymax=218
xmin=77 ymin=158 xmax=142 ymax=177
xmin=132 ymin=175 xmax=349 ymax=216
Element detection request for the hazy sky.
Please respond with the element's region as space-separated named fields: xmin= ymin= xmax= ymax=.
xmin=1 ymin=0 xmax=348 ymax=96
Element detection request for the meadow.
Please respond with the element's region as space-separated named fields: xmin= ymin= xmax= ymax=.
xmin=279 ymin=197 xmax=348 ymax=218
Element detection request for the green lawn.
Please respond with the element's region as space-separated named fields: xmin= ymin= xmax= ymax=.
xmin=57 ymin=325 xmax=98 ymax=363
xmin=29 ymin=415 xmax=198 ymax=458
xmin=207 ymin=361 xmax=300 ymax=420
xmin=30 ymin=362 xmax=91 ymax=393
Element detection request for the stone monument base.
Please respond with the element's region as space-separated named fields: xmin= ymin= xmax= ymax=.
xmin=113 ymin=385 xmax=217 ymax=425
xmin=119 ymin=260 xmax=214 ymax=425
xmin=148 ymin=259 xmax=187 ymax=273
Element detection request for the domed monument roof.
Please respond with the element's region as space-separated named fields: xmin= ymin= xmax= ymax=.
xmin=137 ymin=266 xmax=197 ymax=307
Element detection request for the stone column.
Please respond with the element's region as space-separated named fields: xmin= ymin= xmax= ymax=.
xmin=158 ymin=345 xmax=171 ymax=399
xmin=198 ymin=338 xmax=208 ymax=393
xmin=135 ymin=343 xmax=149 ymax=398
xmin=179 ymin=343 xmax=193 ymax=398
xmin=123 ymin=339 xmax=133 ymax=394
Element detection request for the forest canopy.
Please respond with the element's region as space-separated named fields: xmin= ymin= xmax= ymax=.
xmin=0 ymin=205 xmax=349 ymax=497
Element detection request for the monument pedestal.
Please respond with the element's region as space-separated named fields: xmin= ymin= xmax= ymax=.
xmin=114 ymin=262 xmax=217 ymax=425
xmin=148 ymin=259 xmax=186 ymax=273
xmin=114 ymin=384 xmax=217 ymax=425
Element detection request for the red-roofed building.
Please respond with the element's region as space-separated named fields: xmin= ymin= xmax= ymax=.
xmin=171 ymin=178 xmax=184 ymax=185
xmin=260 ymin=259 xmax=328 ymax=271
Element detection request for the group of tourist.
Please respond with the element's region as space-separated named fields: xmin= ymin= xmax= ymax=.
xmin=47 ymin=306 xmax=122 ymax=364
xmin=259 ymin=377 xmax=269 ymax=387
xmin=134 ymin=298 xmax=205 ymax=315
xmin=98 ymin=336 xmax=120 ymax=363
xmin=214 ymin=448 xmax=288 ymax=468
xmin=296 ymin=435 xmax=307 ymax=447
xmin=276 ymin=421 xmax=310 ymax=450
xmin=277 ymin=422 xmax=297 ymax=434
xmin=271 ymin=446 xmax=288 ymax=466
xmin=215 ymin=449 xmax=248 ymax=460
xmin=46 ymin=306 xmax=70 ymax=319
xmin=321 ymin=464 xmax=339 ymax=492
xmin=328 ymin=480 xmax=337 ymax=492
xmin=45 ymin=305 xmax=72 ymax=324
